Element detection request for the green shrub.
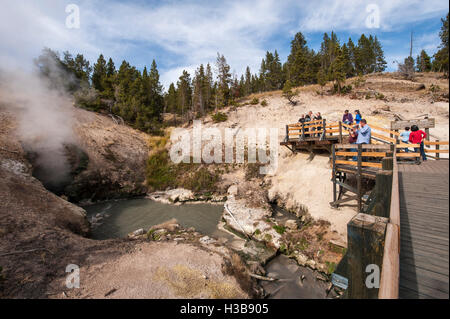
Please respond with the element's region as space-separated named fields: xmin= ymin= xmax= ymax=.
xmin=272 ymin=224 xmax=286 ymax=234
xmin=261 ymin=99 xmax=268 ymax=106
xmin=325 ymin=261 xmax=336 ymax=274
xmin=250 ymin=98 xmax=259 ymax=105
xmin=429 ymin=84 xmax=441 ymax=93
xmin=212 ymin=112 xmax=228 ymax=123
xmin=375 ymin=92 xmax=385 ymax=100
xmin=146 ymin=149 xmax=177 ymax=190
xmin=183 ymin=167 xmax=219 ymax=193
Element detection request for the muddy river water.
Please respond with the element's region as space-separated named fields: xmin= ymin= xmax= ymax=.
xmin=84 ymin=198 xmax=334 ymax=299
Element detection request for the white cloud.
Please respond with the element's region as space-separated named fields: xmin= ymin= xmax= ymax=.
xmin=0 ymin=0 xmax=448 ymax=87
xmin=297 ymin=0 xmax=448 ymax=32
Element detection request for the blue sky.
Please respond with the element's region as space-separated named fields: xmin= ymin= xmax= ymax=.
xmin=1 ymin=0 xmax=448 ymax=90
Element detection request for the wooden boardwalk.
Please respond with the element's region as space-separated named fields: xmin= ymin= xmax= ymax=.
xmin=398 ymin=160 xmax=449 ymax=299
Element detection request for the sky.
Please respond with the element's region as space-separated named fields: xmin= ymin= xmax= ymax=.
xmin=0 ymin=0 xmax=448 ymax=90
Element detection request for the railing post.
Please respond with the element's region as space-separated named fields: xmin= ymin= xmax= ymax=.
xmin=339 ymin=121 xmax=343 ymax=143
xmin=436 ymin=140 xmax=440 ymax=159
xmin=347 ymin=213 xmax=388 ymax=298
xmin=368 ymin=156 xmax=394 ymax=218
xmin=320 ymin=119 xmax=326 ymax=141
xmin=301 ymin=122 xmax=305 ymax=141
xmin=332 ymin=144 xmax=336 ymax=203
xmin=285 ymin=125 xmax=289 ymax=142
xmin=357 ymin=144 xmax=362 ymax=213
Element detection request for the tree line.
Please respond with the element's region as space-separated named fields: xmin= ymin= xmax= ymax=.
xmin=34 ymin=13 xmax=448 ymax=133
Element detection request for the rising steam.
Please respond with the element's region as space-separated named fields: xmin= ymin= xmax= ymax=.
xmin=0 ymin=61 xmax=77 ymax=191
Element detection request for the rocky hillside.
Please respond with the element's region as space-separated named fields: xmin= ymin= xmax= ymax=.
xmin=0 ymin=105 xmax=251 ymax=298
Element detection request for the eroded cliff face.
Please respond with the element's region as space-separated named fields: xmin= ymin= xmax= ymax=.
xmin=66 ymin=108 xmax=150 ymax=202
xmin=0 ymin=106 xmax=251 ymax=299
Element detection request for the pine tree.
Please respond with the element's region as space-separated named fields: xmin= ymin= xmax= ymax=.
xmin=193 ymin=64 xmax=206 ymax=116
xmin=341 ymin=44 xmax=354 ymax=77
xmin=433 ymin=13 xmax=449 ymax=76
xmin=177 ymin=70 xmax=192 ymax=121
xmin=330 ymin=46 xmax=347 ymax=94
xmin=205 ymin=63 xmax=214 ymax=111
xmin=244 ymin=66 xmax=252 ymax=96
xmin=286 ymin=32 xmax=310 ymax=86
xmin=317 ymin=68 xmax=327 ymax=94
xmin=215 ymin=53 xmax=231 ymax=108
xmin=282 ymin=79 xmax=298 ymax=105
xmin=92 ymin=54 xmax=107 ymax=92
xmin=416 ymin=50 xmax=432 ymax=72
xmin=373 ymin=36 xmax=387 ymax=72
xmin=104 ymin=58 xmax=116 ymax=100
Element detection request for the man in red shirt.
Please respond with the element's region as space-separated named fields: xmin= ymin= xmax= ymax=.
xmin=409 ymin=125 xmax=427 ymax=162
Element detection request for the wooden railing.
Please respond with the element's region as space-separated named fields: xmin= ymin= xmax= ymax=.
xmin=286 ymin=120 xmax=345 ymax=141
xmin=378 ymin=148 xmax=400 ymax=299
xmin=332 ymin=144 xmax=392 ymax=214
xmin=286 ymin=119 xmax=449 ymax=160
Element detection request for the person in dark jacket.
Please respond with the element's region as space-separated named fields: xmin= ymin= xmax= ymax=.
xmin=342 ymin=110 xmax=354 ymax=125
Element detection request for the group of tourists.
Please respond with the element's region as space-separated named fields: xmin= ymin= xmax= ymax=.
xmin=342 ymin=109 xmax=362 ymax=125
xmin=400 ymin=125 xmax=427 ymax=162
xmin=298 ymin=111 xmax=323 ymax=137
xmin=297 ymin=108 xmax=428 ymax=163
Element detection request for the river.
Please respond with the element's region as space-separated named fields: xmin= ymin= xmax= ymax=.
xmin=84 ymin=198 xmax=335 ymax=298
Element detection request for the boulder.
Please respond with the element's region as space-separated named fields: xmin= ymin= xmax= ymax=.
xmin=227 ymin=185 xmax=238 ymax=197
xmin=199 ymin=236 xmax=217 ymax=245
xmin=294 ymin=253 xmax=308 ymax=266
xmin=285 ymin=219 xmax=298 ymax=230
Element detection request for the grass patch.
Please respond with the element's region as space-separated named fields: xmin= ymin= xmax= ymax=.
xmin=325 ymin=261 xmax=336 ymax=275
xmin=250 ymin=98 xmax=259 ymax=105
xmin=261 ymin=99 xmax=268 ymax=106
xmin=212 ymin=112 xmax=228 ymax=123
xmin=272 ymin=225 xmax=286 ymax=235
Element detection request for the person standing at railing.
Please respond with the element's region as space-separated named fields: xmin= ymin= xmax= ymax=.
xmin=304 ymin=111 xmax=312 ymax=134
xmin=400 ymin=127 xmax=411 ymax=153
xmin=349 ymin=128 xmax=359 ymax=161
xmin=409 ymin=125 xmax=427 ymax=163
xmin=356 ymin=119 xmax=371 ymax=144
xmin=343 ymin=110 xmax=354 ymax=125
xmin=298 ymin=114 xmax=306 ymax=124
xmin=313 ymin=112 xmax=322 ymax=137
xmin=354 ymin=110 xmax=362 ymax=125
xmin=356 ymin=119 xmax=371 ymax=162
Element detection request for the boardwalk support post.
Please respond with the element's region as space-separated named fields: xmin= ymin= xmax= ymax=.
xmin=357 ymin=144 xmax=362 ymax=213
xmin=436 ymin=140 xmax=440 ymax=159
xmin=347 ymin=213 xmax=388 ymax=299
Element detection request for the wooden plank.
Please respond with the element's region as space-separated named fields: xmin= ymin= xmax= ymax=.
xmin=379 ymin=223 xmax=399 ymax=299
xmin=336 ymin=151 xmax=387 ymax=157
xmin=424 ymin=149 xmax=449 ymax=153
xmin=372 ymin=132 xmax=397 ymax=143
xmin=369 ymin=124 xmax=400 ymax=136
xmin=391 ymin=118 xmax=435 ymax=130
xmin=396 ymin=153 xmax=420 ymax=157
xmin=336 ymin=144 xmax=391 ymax=150
xmin=424 ymin=141 xmax=449 ymax=145
xmin=396 ymin=144 xmax=420 ymax=148
xmin=336 ymin=160 xmax=382 ymax=168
